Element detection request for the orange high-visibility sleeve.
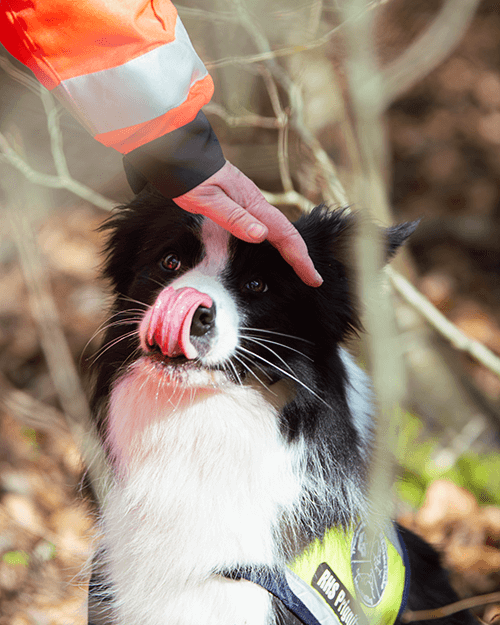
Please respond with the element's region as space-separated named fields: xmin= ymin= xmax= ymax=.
xmin=1 ymin=0 xmax=214 ymax=152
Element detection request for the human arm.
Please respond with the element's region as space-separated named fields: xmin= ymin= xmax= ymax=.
xmin=1 ymin=0 xmax=321 ymax=285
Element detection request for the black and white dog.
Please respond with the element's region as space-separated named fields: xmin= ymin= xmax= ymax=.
xmin=88 ymin=187 xmax=475 ymax=625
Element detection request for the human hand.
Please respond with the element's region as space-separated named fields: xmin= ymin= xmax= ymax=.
xmin=173 ymin=162 xmax=323 ymax=287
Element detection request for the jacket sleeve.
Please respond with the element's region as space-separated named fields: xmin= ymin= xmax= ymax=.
xmin=1 ymin=0 xmax=226 ymax=196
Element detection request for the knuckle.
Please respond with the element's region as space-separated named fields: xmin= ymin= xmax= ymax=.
xmin=224 ymin=207 xmax=249 ymax=229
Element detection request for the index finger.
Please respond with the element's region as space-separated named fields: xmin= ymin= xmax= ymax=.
xmin=262 ymin=212 xmax=322 ymax=287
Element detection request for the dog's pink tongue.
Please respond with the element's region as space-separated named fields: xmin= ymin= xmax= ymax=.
xmin=140 ymin=286 xmax=213 ymax=359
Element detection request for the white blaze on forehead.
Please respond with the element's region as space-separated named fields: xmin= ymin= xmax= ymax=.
xmin=198 ymin=218 xmax=231 ymax=276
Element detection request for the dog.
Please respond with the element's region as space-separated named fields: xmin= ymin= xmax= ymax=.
xmin=87 ymin=186 xmax=475 ymax=625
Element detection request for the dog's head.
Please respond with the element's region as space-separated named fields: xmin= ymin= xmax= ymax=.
xmin=94 ymin=188 xmax=416 ymax=399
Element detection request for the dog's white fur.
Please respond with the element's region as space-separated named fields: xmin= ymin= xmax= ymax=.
xmin=104 ymin=361 xmax=301 ymax=625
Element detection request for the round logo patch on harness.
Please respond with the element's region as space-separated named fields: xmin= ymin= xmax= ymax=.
xmin=350 ymin=522 xmax=388 ymax=608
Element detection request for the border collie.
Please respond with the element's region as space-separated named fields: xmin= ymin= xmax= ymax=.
xmin=87 ymin=187 xmax=475 ymax=625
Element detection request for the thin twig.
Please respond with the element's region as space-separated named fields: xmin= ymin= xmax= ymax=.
xmin=402 ymin=592 xmax=500 ymax=622
xmin=205 ymin=12 xmax=363 ymax=70
xmin=203 ymin=103 xmax=280 ymax=128
xmin=40 ymin=87 xmax=71 ymax=179
xmin=177 ymin=5 xmax=239 ymax=23
xmin=258 ymin=65 xmax=293 ymax=193
xmin=229 ymin=0 xmax=348 ymax=207
xmin=0 ymin=54 xmax=41 ymax=95
xmin=387 ymin=266 xmax=500 ymax=378
xmin=0 ymin=58 xmax=115 ymax=211
xmin=260 ymin=189 xmax=316 ymax=212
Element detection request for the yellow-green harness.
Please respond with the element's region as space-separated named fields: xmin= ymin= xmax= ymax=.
xmin=227 ymin=521 xmax=410 ymax=625
xmin=88 ymin=521 xmax=409 ymax=625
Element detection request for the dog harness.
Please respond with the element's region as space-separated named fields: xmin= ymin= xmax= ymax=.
xmin=224 ymin=521 xmax=410 ymax=625
xmin=88 ymin=522 xmax=409 ymax=625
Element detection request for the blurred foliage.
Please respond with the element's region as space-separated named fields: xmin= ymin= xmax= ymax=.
xmin=398 ymin=412 xmax=500 ymax=508
xmin=2 ymin=551 xmax=29 ymax=567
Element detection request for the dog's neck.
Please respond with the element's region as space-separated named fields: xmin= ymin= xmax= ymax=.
xmin=103 ymin=358 xmax=303 ymax=623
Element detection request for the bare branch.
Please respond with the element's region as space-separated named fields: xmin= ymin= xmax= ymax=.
xmin=259 ymin=65 xmax=293 ymax=193
xmin=8 ymin=211 xmax=112 ymax=506
xmin=204 ymin=103 xmax=280 ymax=128
xmin=382 ymin=0 xmax=481 ymax=107
xmin=306 ymin=0 xmax=325 ymax=40
xmin=387 ymin=266 xmax=500 ymax=378
xmin=40 ymin=87 xmax=71 ymax=180
xmin=0 ymin=374 xmax=69 ymax=437
xmin=260 ymin=189 xmax=316 ymax=212
xmin=0 ymin=54 xmax=41 ymax=95
xmin=260 ymin=181 xmax=500 ymax=380
xmin=177 ymin=5 xmax=239 ymax=23
xmin=205 ymin=22 xmax=346 ymax=69
xmin=402 ymin=592 xmax=500 ymax=622
xmin=339 ymin=0 xmax=403 ymax=521
xmin=228 ymin=0 xmax=349 ymax=207
xmin=0 ymin=129 xmax=115 ymax=211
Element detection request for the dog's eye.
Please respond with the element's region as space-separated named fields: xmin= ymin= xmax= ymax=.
xmin=244 ymin=279 xmax=268 ymax=294
xmin=161 ymin=253 xmax=181 ymax=272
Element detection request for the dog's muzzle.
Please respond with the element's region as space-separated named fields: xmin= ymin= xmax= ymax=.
xmin=139 ymin=286 xmax=215 ymax=359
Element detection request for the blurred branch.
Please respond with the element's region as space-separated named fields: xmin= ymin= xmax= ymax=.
xmin=259 ymin=65 xmax=293 ymax=193
xmin=0 ymin=56 xmax=115 ymax=211
xmin=204 ymin=103 xmax=280 ymax=128
xmin=306 ymin=0 xmax=325 ymax=40
xmin=387 ymin=266 xmax=500 ymax=378
xmin=0 ymin=373 xmax=69 ymax=437
xmin=229 ymin=0 xmax=349 ymax=207
xmin=0 ymin=126 xmax=115 ymax=211
xmin=381 ymin=0 xmax=481 ymax=108
xmin=204 ymin=7 xmax=375 ymax=70
xmin=339 ymin=0 xmax=403 ymax=520
xmin=40 ymin=87 xmax=71 ymax=180
xmin=260 ymin=189 xmax=316 ymax=212
xmin=0 ymin=54 xmax=41 ymax=95
xmin=402 ymin=591 xmax=500 ymax=622
xmin=8 ymin=211 xmax=111 ymax=506
xmin=177 ymin=5 xmax=239 ymax=23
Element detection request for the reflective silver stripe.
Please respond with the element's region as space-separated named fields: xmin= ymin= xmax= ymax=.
xmin=285 ymin=569 xmax=342 ymax=625
xmin=53 ymin=17 xmax=208 ymax=135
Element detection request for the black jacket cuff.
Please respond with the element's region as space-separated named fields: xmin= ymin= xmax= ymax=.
xmin=123 ymin=111 xmax=226 ymax=198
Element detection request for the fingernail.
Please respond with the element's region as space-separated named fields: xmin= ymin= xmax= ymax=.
xmin=313 ymin=271 xmax=323 ymax=286
xmin=247 ymin=223 xmax=267 ymax=240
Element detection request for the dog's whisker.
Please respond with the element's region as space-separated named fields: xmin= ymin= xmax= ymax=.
xmin=243 ymin=328 xmax=314 ymax=345
xmin=115 ymin=294 xmax=149 ymax=309
xmin=241 ymin=337 xmax=299 ymax=376
xmin=232 ymin=352 xmax=270 ymax=390
xmin=234 ymin=350 xmax=274 ymax=384
xmin=241 ymin=334 xmax=314 ymax=362
xmin=226 ymin=359 xmax=243 ymax=386
xmin=82 ymin=311 xmax=144 ymax=358
xmin=89 ymin=329 xmax=140 ymax=366
xmin=237 ymin=345 xmax=332 ymax=409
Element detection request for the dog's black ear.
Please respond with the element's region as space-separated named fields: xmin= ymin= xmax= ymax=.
xmin=385 ymin=220 xmax=419 ymax=260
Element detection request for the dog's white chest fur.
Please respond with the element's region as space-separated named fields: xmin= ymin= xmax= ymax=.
xmin=102 ymin=360 xmax=300 ymax=625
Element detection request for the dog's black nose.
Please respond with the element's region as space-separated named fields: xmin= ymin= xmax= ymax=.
xmin=190 ymin=304 xmax=215 ymax=337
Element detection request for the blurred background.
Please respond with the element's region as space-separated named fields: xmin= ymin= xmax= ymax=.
xmin=1 ymin=0 xmax=500 ymax=622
